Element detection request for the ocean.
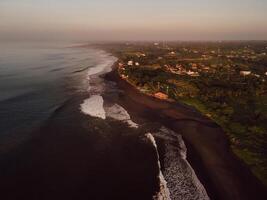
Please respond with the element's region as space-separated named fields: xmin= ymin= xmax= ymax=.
xmin=0 ymin=42 xmax=209 ymax=200
xmin=0 ymin=42 xmax=96 ymax=150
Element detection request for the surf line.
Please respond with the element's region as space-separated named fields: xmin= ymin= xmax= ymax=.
xmin=146 ymin=133 xmax=171 ymax=200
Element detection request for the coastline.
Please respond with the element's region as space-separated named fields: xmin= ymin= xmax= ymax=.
xmin=0 ymin=50 xmax=160 ymax=200
xmin=105 ymin=61 xmax=267 ymax=200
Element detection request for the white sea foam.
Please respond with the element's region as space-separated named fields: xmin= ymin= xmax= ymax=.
xmin=145 ymin=133 xmax=171 ymax=200
xmin=105 ymin=104 xmax=139 ymax=128
xmin=80 ymin=50 xmax=139 ymax=130
xmin=153 ymin=127 xmax=210 ymax=200
xmin=80 ymin=95 xmax=106 ymax=119
xmin=80 ymin=50 xmax=117 ymax=120
xmin=86 ymin=56 xmax=117 ymax=93
xmin=87 ymin=56 xmax=117 ymax=80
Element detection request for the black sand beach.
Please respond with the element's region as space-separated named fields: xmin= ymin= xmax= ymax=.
xmin=1 ymin=47 xmax=267 ymax=200
xmin=105 ymin=63 xmax=267 ymax=200
xmin=0 ymin=48 xmax=161 ymax=200
xmin=0 ymin=95 xmax=159 ymax=200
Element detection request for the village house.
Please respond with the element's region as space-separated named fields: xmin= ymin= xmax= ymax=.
xmin=127 ymin=61 xmax=134 ymax=66
xmin=136 ymin=52 xmax=146 ymax=57
xmin=187 ymin=70 xmax=200 ymax=77
xmin=240 ymin=71 xmax=251 ymax=76
xmin=203 ymin=66 xmax=210 ymax=71
xmin=154 ymin=92 xmax=168 ymax=100
xmin=189 ymin=63 xmax=198 ymax=70
xmin=121 ymin=74 xmax=128 ymax=79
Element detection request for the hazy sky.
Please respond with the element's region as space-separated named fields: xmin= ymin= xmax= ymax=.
xmin=1 ymin=0 xmax=267 ymax=41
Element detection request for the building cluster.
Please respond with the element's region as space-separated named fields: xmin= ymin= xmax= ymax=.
xmin=118 ymin=42 xmax=267 ymax=80
xmin=164 ymin=64 xmax=200 ymax=77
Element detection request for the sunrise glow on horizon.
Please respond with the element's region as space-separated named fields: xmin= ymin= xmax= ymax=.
xmin=1 ymin=0 xmax=267 ymax=41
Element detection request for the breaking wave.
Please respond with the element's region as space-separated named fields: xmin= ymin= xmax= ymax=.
xmin=105 ymin=104 xmax=139 ymax=128
xmin=81 ymin=95 xmax=106 ymax=119
xmin=146 ymin=133 xmax=171 ymax=200
xmin=153 ymin=127 xmax=210 ymax=200
xmin=80 ymin=51 xmax=117 ymax=120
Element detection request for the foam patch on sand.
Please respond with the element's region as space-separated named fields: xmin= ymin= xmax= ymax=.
xmin=80 ymin=95 xmax=106 ymax=119
xmin=105 ymin=104 xmax=139 ymax=128
xmin=145 ymin=133 xmax=171 ymax=200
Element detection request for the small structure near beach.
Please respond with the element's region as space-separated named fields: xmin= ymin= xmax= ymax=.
xmin=127 ymin=60 xmax=133 ymax=66
xmin=154 ymin=92 xmax=168 ymax=100
xmin=240 ymin=71 xmax=251 ymax=76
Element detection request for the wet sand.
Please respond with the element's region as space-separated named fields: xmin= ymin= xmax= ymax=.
xmin=105 ymin=64 xmax=267 ymax=200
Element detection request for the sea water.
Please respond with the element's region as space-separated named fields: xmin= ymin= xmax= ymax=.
xmin=0 ymin=42 xmax=209 ymax=200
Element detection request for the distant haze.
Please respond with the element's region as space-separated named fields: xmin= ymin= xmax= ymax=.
xmin=1 ymin=0 xmax=267 ymax=41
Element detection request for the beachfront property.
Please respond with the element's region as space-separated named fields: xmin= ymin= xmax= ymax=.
xmin=240 ymin=71 xmax=252 ymax=76
xmin=187 ymin=70 xmax=200 ymax=77
xmin=127 ymin=60 xmax=134 ymax=66
xmin=154 ymin=92 xmax=168 ymax=100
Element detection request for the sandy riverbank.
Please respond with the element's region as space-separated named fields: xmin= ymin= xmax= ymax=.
xmin=105 ymin=62 xmax=267 ymax=200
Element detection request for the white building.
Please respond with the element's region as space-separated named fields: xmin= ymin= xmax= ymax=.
xmin=127 ymin=61 xmax=133 ymax=66
xmin=187 ymin=70 xmax=200 ymax=77
xmin=240 ymin=71 xmax=251 ymax=76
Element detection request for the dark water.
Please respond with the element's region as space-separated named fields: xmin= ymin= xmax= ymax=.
xmin=0 ymin=43 xmax=100 ymax=151
xmin=0 ymin=43 xmax=160 ymax=200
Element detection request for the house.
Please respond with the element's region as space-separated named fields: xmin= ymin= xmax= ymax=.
xmin=136 ymin=52 xmax=146 ymax=57
xmin=240 ymin=71 xmax=251 ymax=76
xmin=154 ymin=92 xmax=168 ymax=100
xmin=187 ymin=70 xmax=200 ymax=77
xmin=203 ymin=66 xmax=210 ymax=71
xmin=127 ymin=61 xmax=133 ymax=66
xmin=121 ymin=74 xmax=128 ymax=79
xmin=254 ymin=74 xmax=260 ymax=78
xmin=191 ymin=63 xmax=197 ymax=68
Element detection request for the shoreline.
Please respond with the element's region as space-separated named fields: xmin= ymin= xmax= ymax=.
xmin=105 ymin=61 xmax=267 ymax=200
xmin=0 ymin=49 xmax=159 ymax=200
